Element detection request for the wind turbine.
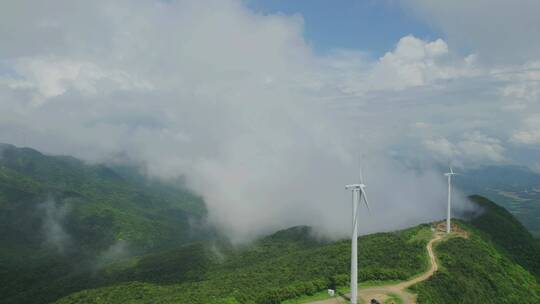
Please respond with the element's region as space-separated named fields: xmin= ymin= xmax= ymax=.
xmin=345 ymin=169 xmax=371 ymax=304
xmin=444 ymin=166 xmax=457 ymax=234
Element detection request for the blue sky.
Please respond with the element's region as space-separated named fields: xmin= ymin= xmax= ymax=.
xmin=245 ymin=0 xmax=441 ymax=56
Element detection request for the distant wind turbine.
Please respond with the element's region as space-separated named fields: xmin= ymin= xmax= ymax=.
xmin=444 ymin=166 xmax=457 ymax=234
xmin=345 ymin=168 xmax=371 ymax=304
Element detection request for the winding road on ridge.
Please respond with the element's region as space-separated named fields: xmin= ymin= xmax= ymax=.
xmin=308 ymin=231 xmax=444 ymax=304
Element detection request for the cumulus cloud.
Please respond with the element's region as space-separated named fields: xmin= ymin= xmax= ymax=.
xmin=498 ymin=62 xmax=540 ymax=110
xmin=0 ymin=0 xmax=538 ymax=241
xmin=369 ymin=36 xmax=476 ymax=90
xmin=423 ymin=137 xmax=460 ymax=160
xmin=458 ymin=133 xmax=506 ymax=162
xmin=512 ymin=115 xmax=540 ymax=145
xmin=7 ymin=57 xmax=151 ymax=105
xmin=316 ymin=35 xmax=479 ymax=96
xmin=424 ymin=133 xmax=506 ymax=165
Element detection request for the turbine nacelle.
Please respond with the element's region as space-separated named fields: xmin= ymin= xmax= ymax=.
xmin=345 ymin=183 xmax=366 ymax=190
xmin=346 ymin=182 xmax=370 ymax=212
xmin=444 ymin=166 xmax=457 ymax=176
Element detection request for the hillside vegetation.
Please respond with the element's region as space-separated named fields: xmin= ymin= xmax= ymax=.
xmin=412 ymin=234 xmax=540 ymax=303
xmin=53 ymin=198 xmax=540 ymax=304
xmin=1 ymin=144 xmax=540 ymax=304
xmin=54 ymin=225 xmax=431 ymax=304
xmin=468 ymin=195 xmax=540 ymax=280
xmin=411 ymin=195 xmax=540 ymax=303
xmin=0 ymin=144 xmax=210 ymax=304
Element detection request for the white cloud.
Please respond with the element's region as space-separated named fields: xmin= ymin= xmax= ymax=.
xmin=424 ymin=137 xmax=460 ymax=160
xmin=369 ymin=35 xmax=472 ymax=90
xmin=6 ymin=57 xmax=152 ymax=105
xmin=0 ymin=0 xmax=537 ymax=241
xmin=497 ymin=61 xmax=540 ymax=110
xmin=424 ymin=132 xmax=506 ymax=165
xmin=457 ymin=132 xmax=506 ymax=162
xmin=512 ymin=115 xmax=540 ymax=145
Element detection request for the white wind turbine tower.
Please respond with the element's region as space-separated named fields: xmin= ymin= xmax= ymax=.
xmin=345 ymin=169 xmax=371 ymax=304
xmin=444 ymin=166 xmax=457 ymax=234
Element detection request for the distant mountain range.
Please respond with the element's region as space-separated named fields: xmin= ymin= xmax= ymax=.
xmin=455 ymin=165 xmax=540 ymax=236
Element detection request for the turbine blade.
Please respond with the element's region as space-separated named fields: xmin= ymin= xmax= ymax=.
xmin=359 ymin=166 xmax=365 ymax=184
xmin=361 ymin=189 xmax=371 ymax=214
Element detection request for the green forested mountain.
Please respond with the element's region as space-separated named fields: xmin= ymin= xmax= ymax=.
xmin=468 ymin=195 xmax=540 ymax=280
xmin=0 ymin=143 xmax=207 ymax=250
xmin=53 ymin=225 xmax=432 ymax=304
xmin=0 ymin=143 xmax=211 ymax=304
xmin=413 ymin=195 xmax=540 ymax=303
xmin=1 ymin=144 xmax=539 ymax=304
xmin=51 ymin=196 xmax=540 ymax=304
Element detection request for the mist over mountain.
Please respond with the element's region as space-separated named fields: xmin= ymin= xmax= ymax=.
xmin=0 ymin=144 xmax=539 ymax=304
xmin=2 ymin=151 xmax=538 ymax=304
xmin=1 ymin=1 xmax=540 ymax=303
xmin=2 ymin=0 xmax=540 ymax=243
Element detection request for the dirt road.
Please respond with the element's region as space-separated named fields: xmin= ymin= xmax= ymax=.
xmin=308 ymin=232 xmax=443 ymax=304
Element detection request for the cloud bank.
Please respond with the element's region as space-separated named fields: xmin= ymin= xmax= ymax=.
xmin=1 ymin=0 xmax=539 ymax=241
